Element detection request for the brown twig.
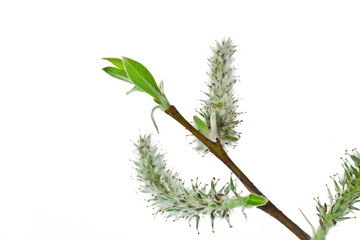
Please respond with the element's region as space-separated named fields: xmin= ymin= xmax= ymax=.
xmin=165 ymin=105 xmax=310 ymax=240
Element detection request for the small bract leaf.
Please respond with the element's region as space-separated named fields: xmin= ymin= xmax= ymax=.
xmin=159 ymin=80 xmax=165 ymax=94
xmin=350 ymin=164 xmax=359 ymax=176
xmin=338 ymin=216 xmax=353 ymax=221
xmin=349 ymin=205 xmax=360 ymax=211
xmin=103 ymin=58 xmax=125 ymax=70
xmin=299 ymin=208 xmax=316 ymax=235
xmin=333 ymin=179 xmax=341 ymax=193
xmin=193 ymin=116 xmax=209 ymax=137
xmin=344 ymin=168 xmax=351 ymax=181
xmin=220 ymin=136 xmax=238 ymax=143
xmin=210 ymin=179 xmax=216 ymax=195
xmin=126 ymin=86 xmax=144 ymax=95
xmin=229 ymin=175 xmax=236 ymax=193
xmin=246 ymin=194 xmax=267 ymax=206
xmin=210 ymin=210 xmax=215 ymax=233
xmin=225 ymin=213 xmax=232 ymax=228
xmin=349 ymin=154 xmax=360 ymax=165
xmin=151 ymin=105 xmax=163 ymax=134
xmin=326 ymin=185 xmax=333 ymax=203
xmin=196 ymin=215 xmax=200 ymax=234
xmin=102 ymin=67 xmax=131 ymax=83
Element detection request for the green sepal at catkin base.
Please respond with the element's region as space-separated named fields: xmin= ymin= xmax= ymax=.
xmin=193 ymin=38 xmax=242 ymax=154
xmin=311 ymin=149 xmax=360 ymax=240
xmin=132 ymin=134 xmax=267 ymax=233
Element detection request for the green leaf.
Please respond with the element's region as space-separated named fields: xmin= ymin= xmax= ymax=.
xmin=246 ymin=194 xmax=267 ymax=206
xmin=103 ymin=58 xmax=125 ymax=70
xmin=122 ymin=57 xmax=162 ymax=100
xmin=193 ymin=116 xmax=209 ymax=136
xmin=102 ymin=67 xmax=131 ymax=83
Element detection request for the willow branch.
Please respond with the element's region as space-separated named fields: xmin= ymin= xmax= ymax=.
xmin=165 ymin=105 xmax=310 ymax=240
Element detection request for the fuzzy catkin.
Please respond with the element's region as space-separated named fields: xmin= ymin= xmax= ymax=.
xmin=132 ymin=134 xmax=264 ymax=233
xmin=194 ymin=38 xmax=242 ymax=154
xmin=312 ymin=149 xmax=360 ymax=240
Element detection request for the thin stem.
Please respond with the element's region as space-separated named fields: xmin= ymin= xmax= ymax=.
xmin=165 ymin=105 xmax=310 ymax=240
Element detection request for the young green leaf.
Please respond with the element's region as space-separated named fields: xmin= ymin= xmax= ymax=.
xmin=122 ymin=57 xmax=162 ymax=100
xmin=246 ymin=194 xmax=267 ymax=206
xmin=102 ymin=67 xmax=130 ymax=83
xmin=103 ymin=58 xmax=125 ymax=70
xmin=193 ymin=116 xmax=209 ymax=136
xmin=103 ymin=56 xmax=171 ymax=109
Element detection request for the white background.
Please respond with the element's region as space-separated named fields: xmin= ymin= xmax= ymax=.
xmin=1 ymin=1 xmax=360 ymax=239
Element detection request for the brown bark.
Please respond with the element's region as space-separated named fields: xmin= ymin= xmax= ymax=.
xmin=165 ymin=105 xmax=310 ymax=240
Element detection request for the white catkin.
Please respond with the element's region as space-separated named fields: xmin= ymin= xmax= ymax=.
xmin=312 ymin=149 xmax=360 ymax=240
xmin=132 ymin=134 xmax=266 ymax=233
xmin=194 ymin=38 xmax=242 ymax=154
